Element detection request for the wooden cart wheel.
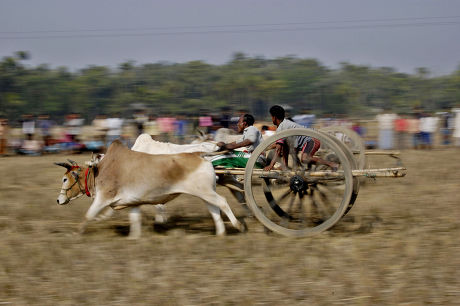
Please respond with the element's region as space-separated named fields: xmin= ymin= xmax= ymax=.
xmin=320 ymin=126 xmax=366 ymax=170
xmin=261 ymin=129 xmax=359 ymax=218
xmin=244 ymin=128 xmax=354 ymax=237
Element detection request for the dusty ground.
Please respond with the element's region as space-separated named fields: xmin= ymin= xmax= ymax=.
xmin=0 ymin=149 xmax=459 ymax=305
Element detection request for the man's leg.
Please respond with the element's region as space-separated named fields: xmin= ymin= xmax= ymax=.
xmin=301 ymin=138 xmax=338 ymax=170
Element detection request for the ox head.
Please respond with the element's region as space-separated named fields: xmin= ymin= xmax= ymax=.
xmin=55 ymin=159 xmax=83 ymax=205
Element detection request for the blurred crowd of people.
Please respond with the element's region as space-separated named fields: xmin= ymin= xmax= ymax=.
xmin=1 ymin=106 xmax=460 ymax=157
xmin=374 ymin=108 xmax=460 ymax=150
xmin=0 ymin=109 xmax=244 ymax=156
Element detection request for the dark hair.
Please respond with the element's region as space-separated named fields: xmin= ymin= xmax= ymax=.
xmin=269 ymin=105 xmax=285 ymax=120
xmin=242 ymin=114 xmax=255 ymax=126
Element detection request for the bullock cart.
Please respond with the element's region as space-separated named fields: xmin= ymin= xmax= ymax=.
xmin=214 ymin=128 xmax=406 ymax=237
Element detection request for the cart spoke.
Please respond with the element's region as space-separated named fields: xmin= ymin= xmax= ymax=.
xmin=317 ymin=182 xmax=346 ymax=196
xmin=311 ymin=187 xmax=335 ymax=221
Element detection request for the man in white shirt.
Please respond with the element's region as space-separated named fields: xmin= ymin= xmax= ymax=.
xmin=376 ymin=111 xmax=397 ymax=150
xmin=419 ymin=113 xmax=439 ymax=149
xmin=453 ymin=108 xmax=460 ymax=146
xmin=106 ymin=113 xmax=124 ymax=147
xmin=211 ymin=114 xmax=264 ymax=168
xmin=217 ymin=114 xmax=262 ymax=153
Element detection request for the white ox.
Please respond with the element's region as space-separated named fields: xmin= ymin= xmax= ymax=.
xmin=132 ymin=133 xmax=219 ymax=154
xmin=55 ymin=140 xmax=245 ymax=239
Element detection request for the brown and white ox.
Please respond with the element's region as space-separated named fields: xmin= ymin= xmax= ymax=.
xmin=131 ymin=133 xmax=248 ymax=220
xmin=55 ymin=140 xmax=245 ymax=239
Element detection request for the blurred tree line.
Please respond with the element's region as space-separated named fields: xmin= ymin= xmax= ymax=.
xmin=1 ymin=51 xmax=459 ymax=124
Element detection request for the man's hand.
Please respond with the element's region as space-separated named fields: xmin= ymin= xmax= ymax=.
xmin=217 ymin=142 xmax=227 ymax=151
xmin=263 ymin=165 xmax=273 ymax=171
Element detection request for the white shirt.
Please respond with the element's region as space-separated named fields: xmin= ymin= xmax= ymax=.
xmin=419 ymin=117 xmax=439 ymax=133
xmin=376 ymin=113 xmax=397 ymax=130
xmin=66 ymin=118 xmax=84 ymax=136
xmin=22 ymin=121 xmax=35 ymax=135
xmin=106 ymin=118 xmax=124 ymax=136
xmin=237 ymin=125 xmax=262 ymax=153
xmin=453 ymin=108 xmax=460 ymax=138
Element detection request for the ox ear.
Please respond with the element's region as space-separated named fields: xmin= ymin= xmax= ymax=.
xmin=55 ymin=162 xmax=72 ymax=170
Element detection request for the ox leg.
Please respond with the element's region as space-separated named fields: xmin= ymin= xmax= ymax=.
xmin=201 ymin=193 xmax=245 ymax=234
xmin=79 ymin=195 xmax=110 ymax=234
xmin=205 ymin=203 xmax=226 ymax=236
xmin=219 ymin=175 xmax=253 ymax=217
xmin=128 ymin=207 xmax=142 ymax=240
xmin=94 ymin=206 xmax=114 ymax=221
xmin=154 ymin=204 xmax=168 ymax=224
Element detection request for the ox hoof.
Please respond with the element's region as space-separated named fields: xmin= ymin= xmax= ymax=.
xmin=77 ymin=222 xmax=87 ymax=235
xmin=127 ymin=234 xmax=141 ymax=240
xmin=154 ymin=214 xmax=168 ymax=224
xmin=238 ymin=218 xmax=248 ymax=233
xmin=216 ymin=229 xmax=226 ymax=237
xmin=263 ymin=226 xmax=273 ymax=235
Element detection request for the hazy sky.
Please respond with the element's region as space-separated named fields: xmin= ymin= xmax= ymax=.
xmin=1 ymin=0 xmax=459 ymax=75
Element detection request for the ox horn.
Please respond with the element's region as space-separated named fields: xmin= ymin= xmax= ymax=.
xmin=67 ymin=159 xmax=77 ymax=166
xmin=196 ymin=128 xmax=205 ymax=137
xmin=54 ymin=162 xmax=72 ymax=170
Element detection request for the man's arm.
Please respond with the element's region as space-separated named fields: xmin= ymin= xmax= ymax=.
xmin=263 ymin=143 xmax=283 ymax=171
xmin=217 ymin=139 xmax=253 ymax=151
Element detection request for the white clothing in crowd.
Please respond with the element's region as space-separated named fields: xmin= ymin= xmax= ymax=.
xmin=419 ymin=116 xmax=439 ymax=134
xmin=66 ymin=118 xmax=84 ymax=137
xmin=376 ymin=113 xmax=397 ymax=130
xmin=376 ymin=112 xmax=397 ymax=149
xmin=22 ymin=120 xmax=35 ymax=135
xmin=452 ymin=108 xmax=460 ymax=146
xmin=106 ymin=117 xmax=124 ymax=137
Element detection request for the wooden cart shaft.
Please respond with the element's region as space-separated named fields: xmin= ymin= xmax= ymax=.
xmin=214 ymin=167 xmax=406 ymax=178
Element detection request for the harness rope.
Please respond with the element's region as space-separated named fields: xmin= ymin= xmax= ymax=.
xmin=84 ymin=167 xmax=93 ymax=197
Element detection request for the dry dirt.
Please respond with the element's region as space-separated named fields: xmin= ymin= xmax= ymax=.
xmin=0 ymin=149 xmax=459 ymax=305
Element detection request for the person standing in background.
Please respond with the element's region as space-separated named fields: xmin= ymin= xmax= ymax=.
xmin=174 ymin=114 xmax=187 ymax=144
xmin=438 ymin=110 xmax=453 ymax=146
xmin=37 ymin=114 xmax=54 ymax=147
xmin=419 ymin=113 xmax=439 ymax=149
xmin=21 ymin=114 xmax=35 ymax=141
xmin=65 ymin=113 xmax=84 ymax=143
xmin=105 ymin=112 xmax=124 ymax=147
xmin=376 ymin=109 xmax=397 ymax=150
xmin=198 ymin=113 xmax=213 ymax=135
xmin=143 ymin=114 xmax=160 ymax=140
xmin=157 ymin=114 xmax=176 ymax=142
xmin=394 ymin=114 xmax=409 ymax=150
xmin=407 ymin=114 xmax=420 ymax=149
xmin=219 ymin=106 xmax=232 ymax=129
xmin=92 ymin=114 xmax=108 ymax=143
xmin=451 ymin=107 xmax=460 ymax=147
xmin=133 ymin=109 xmax=148 ymax=136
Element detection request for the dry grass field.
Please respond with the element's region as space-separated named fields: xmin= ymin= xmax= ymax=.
xmin=0 ymin=148 xmax=459 ymax=305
